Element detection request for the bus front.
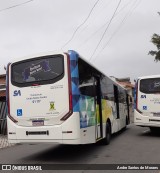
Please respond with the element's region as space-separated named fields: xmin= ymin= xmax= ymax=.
xmin=134 ymin=76 xmax=160 ymax=130
xmin=7 ymin=52 xmax=80 ymax=144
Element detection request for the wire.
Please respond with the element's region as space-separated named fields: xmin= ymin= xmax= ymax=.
xmin=93 ymin=0 xmax=141 ymax=61
xmin=78 ymin=0 xmax=132 ymax=50
xmin=61 ymin=0 xmax=100 ymax=50
xmin=0 ymin=0 xmax=34 ymax=13
xmin=89 ymin=0 xmax=122 ymax=61
xmin=78 ymin=0 xmax=113 ymax=35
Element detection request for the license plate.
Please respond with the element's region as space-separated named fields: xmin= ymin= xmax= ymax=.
xmin=153 ymin=113 xmax=160 ymax=117
xmin=32 ymin=120 xmax=44 ymax=126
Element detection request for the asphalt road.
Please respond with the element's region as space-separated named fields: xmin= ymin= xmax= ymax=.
xmin=0 ymin=124 xmax=160 ymax=173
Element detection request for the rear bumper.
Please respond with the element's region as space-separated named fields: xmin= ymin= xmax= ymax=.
xmin=134 ymin=110 xmax=160 ymax=127
xmin=7 ymin=113 xmax=81 ymax=144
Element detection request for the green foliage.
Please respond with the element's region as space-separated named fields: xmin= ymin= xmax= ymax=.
xmin=149 ymin=33 xmax=160 ymax=62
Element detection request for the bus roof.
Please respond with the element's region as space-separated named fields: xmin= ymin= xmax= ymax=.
xmin=137 ymin=74 xmax=160 ymax=80
xmin=69 ymin=50 xmax=127 ymax=91
xmin=9 ymin=49 xmax=127 ymax=91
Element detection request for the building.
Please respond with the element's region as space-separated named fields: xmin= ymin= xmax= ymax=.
xmin=115 ymin=77 xmax=135 ymax=97
xmin=0 ymin=74 xmax=7 ymax=135
xmin=110 ymin=76 xmax=134 ymax=96
xmin=0 ymin=74 xmax=6 ymax=100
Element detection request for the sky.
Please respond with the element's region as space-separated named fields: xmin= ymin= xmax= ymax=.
xmin=0 ymin=0 xmax=160 ymax=83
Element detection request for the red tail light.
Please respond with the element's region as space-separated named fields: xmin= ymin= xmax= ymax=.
xmin=136 ymin=80 xmax=142 ymax=114
xmin=60 ymin=54 xmax=73 ymax=121
xmin=69 ymin=93 xmax=72 ymax=111
xmin=8 ymin=114 xmax=18 ymax=123
xmin=7 ymin=63 xmax=18 ymax=123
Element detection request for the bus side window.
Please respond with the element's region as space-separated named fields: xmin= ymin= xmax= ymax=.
xmin=79 ymin=85 xmax=96 ymax=97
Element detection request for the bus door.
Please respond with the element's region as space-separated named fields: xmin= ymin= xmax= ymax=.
xmin=113 ymin=85 xmax=120 ymax=131
xmin=126 ymin=94 xmax=130 ymax=124
xmin=94 ymin=77 xmax=103 ymax=140
xmin=114 ymin=85 xmax=120 ymax=119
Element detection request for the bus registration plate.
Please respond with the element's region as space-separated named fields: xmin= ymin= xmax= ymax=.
xmin=153 ymin=113 xmax=160 ymax=117
xmin=32 ymin=120 xmax=44 ymax=126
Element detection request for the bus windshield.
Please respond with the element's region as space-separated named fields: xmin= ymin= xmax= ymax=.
xmin=140 ymin=78 xmax=160 ymax=94
xmin=11 ymin=55 xmax=64 ymax=86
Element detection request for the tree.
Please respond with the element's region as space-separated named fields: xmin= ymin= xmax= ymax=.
xmin=148 ymin=33 xmax=160 ymax=62
xmin=148 ymin=12 xmax=160 ymax=62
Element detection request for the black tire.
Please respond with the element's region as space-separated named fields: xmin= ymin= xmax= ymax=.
xmin=103 ymin=122 xmax=111 ymax=145
xmin=150 ymin=127 xmax=160 ymax=133
xmin=126 ymin=116 xmax=129 ymax=125
xmin=124 ymin=116 xmax=128 ymax=130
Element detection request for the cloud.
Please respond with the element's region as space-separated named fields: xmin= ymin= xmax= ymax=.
xmin=0 ymin=0 xmax=160 ymax=81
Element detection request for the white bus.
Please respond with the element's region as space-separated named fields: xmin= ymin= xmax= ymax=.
xmin=134 ymin=75 xmax=160 ymax=132
xmin=7 ymin=50 xmax=130 ymax=145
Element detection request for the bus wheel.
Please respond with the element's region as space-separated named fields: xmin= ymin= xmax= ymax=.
xmin=150 ymin=127 xmax=159 ymax=133
xmin=103 ymin=122 xmax=111 ymax=145
xmin=124 ymin=116 xmax=128 ymax=130
xmin=126 ymin=116 xmax=129 ymax=125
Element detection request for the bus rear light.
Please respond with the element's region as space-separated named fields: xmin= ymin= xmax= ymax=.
xmin=60 ymin=54 xmax=73 ymax=121
xmin=60 ymin=111 xmax=73 ymax=121
xmin=6 ymin=63 xmax=11 ymax=116
xmin=135 ymin=80 xmax=142 ymax=114
xmin=32 ymin=83 xmax=40 ymax=86
xmin=69 ymin=93 xmax=72 ymax=111
xmin=8 ymin=114 xmax=18 ymax=123
xmin=136 ymin=109 xmax=142 ymax=114
xmin=135 ymin=81 xmax=138 ymax=110
xmin=61 ymin=92 xmax=73 ymax=120
xmin=6 ymin=63 xmax=18 ymax=124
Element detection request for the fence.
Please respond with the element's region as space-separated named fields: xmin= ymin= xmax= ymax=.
xmin=0 ymin=97 xmax=14 ymax=149
xmin=0 ymin=98 xmax=7 ymax=135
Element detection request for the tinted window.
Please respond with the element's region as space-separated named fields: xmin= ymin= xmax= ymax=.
xmin=79 ymin=83 xmax=96 ymax=97
xmin=11 ymin=55 xmax=64 ymax=87
xmin=140 ymin=78 xmax=160 ymax=93
xmin=101 ymin=77 xmax=114 ymax=101
xmin=78 ymin=59 xmax=95 ymax=97
xmin=118 ymin=88 xmax=126 ymax=103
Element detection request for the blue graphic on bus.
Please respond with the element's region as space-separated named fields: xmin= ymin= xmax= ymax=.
xmin=143 ymin=106 xmax=147 ymax=110
xmin=141 ymin=95 xmax=146 ymax=99
xmin=17 ymin=109 xmax=23 ymax=116
xmin=13 ymin=90 xmax=21 ymax=96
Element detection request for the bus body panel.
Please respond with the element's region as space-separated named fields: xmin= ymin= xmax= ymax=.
xmin=8 ymin=53 xmax=70 ymax=126
xmin=134 ymin=75 xmax=160 ymax=127
xmin=7 ymin=50 xmax=130 ymax=145
xmin=134 ymin=109 xmax=160 ymax=127
xmin=137 ymin=86 xmax=160 ymax=114
xmin=7 ymin=112 xmax=81 ymax=144
xmin=9 ymin=80 xmax=69 ymax=126
xmin=80 ymin=126 xmax=96 ymax=144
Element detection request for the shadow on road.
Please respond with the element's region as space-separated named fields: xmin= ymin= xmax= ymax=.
xmin=21 ymin=126 xmax=130 ymax=163
xmin=139 ymin=129 xmax=160 ymax=137
xmin=110 ymin=126 xmax=130 ymax=141
xmin=22 ymin=143 xmax=104 ymax=163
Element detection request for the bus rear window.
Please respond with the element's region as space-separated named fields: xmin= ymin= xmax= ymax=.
xmin=140 ymin=78 xmax=160 ymax=94
xmin=11 ymin=55 xmax=64 ymax=87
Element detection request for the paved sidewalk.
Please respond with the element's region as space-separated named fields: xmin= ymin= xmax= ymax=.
xmin=0 ymin=135 xmax=14 ymax=149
